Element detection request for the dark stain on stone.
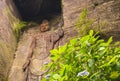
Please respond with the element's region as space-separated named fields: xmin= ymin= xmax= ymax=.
xmin=93 ymin=2 xmax=99 ymax=7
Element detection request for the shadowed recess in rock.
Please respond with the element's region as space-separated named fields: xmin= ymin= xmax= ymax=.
xmin=13 ymin=0 xmax=62 ymax=22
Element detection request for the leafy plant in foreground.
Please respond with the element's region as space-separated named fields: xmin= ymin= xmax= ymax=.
xmin=42 ymin=30 xmax=120 ymax=81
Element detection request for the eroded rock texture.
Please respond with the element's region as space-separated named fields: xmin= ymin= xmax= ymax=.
xmin=8 ymin=19 xmax=64 ymax=81
xmin=9 ymin=35 xmax=36 ymax=81
xmin=0 ymin=0 xmax=19 ymax=80
xmin=7 ymin=0 xmax=120 ymax=81
xmin=63 ymin=0 xmax=120 ymax=41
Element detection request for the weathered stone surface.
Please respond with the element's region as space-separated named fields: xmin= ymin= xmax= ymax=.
xmin=0 ymin=0 xmax=19 ymax=79
xmin=27 ymin=27 xmax=64 ymax=81
xmin=63 ymin=0 xmax=120 ymax=41
xmin=8 ymin=19 xmax=64 ymax=81
xmin=8 ymin=0 xmax=120 ymax=81
xmin=8 ymin=35 xmax=36 ymax=81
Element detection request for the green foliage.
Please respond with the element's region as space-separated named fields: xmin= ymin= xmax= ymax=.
xmin=42 ymin=30 xmax=120 ymax=81
xmin=12 ymin=20 xmax=39 ymax=39
xmin=75 ymin=9 xmax=95 ymax=36
xmin=2 ymin=77 xmax=8 ymax=81
xmin=12 ymin=21 xmax=26 ymax=39
xmin=5 ymin=7 xmax=27 ymax=39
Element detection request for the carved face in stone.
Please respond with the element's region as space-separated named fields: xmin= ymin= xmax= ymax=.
xmin=40 ymin=20 xmax=50 ymax=32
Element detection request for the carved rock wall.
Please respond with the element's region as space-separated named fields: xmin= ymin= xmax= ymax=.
xmin=0 ymin=0 xmax=19 ymax=80
xmin=8 ymin=24 xmax=64 ymax=81
xmin=2 ymin=0 xmax=120 ymax=81
xmin=62 ymin=0 xmax=120 ymax=41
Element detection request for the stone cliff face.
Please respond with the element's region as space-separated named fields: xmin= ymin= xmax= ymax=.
xmin=63 ymin=0 xmax=120 ymax=41
xmin=0 ymin=0 xmax=19 ymax=80
xmin=0 ymin=0 xmax=120 ymax=81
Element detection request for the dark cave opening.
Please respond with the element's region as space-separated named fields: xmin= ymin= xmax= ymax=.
xmin=13 ymin=0 xmax=62 ymax=22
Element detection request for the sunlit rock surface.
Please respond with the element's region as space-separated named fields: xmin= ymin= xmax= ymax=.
xmin=0 ymin=0 xmax=19 ymax=80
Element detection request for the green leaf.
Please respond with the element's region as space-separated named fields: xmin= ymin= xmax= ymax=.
xmin=88 ymin=59 xmax=94 ymax=67
xmin=107 ymin=37 xmax=113 ymax=44
xmin=99 ymin=37 xmax=112 ymax=47
xmin=50 ymin=49 xmax=60 ymax=61
xmin=98 ymin=47 xmax=105 ymax=51
xmin=89 ymin=30 xmax=94 ymax=36
xmin=58 ymin=44 xmax=67 ymax=54
xmin=107 ymin=55 xmax=118 ymax=65
xmin=69 ymin=38 xmax=77 ymax=45
xmin=50 ymin=49 xmax=59 ymax=54
xmin=59 ymin=66 xmax=66 ymax=76
xmin=53 ymin=74 xmax=61 ymax=80
xmin=99 ymin=55 xmax=118 ymax=68
xmin=110 ymin=71 xmax=120 ymax=79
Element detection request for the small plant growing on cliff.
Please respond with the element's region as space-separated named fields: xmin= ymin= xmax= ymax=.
xmin=2 ymin=77 xmax=8 ymax=81
xmin=42 ymin=30 xmax=120 ymax=81
xmin=5 ymin=7 xmax=27 ymax=39
xmin=12 ymin=21 xmax=26 ymax=39
xmin=75 ymin=9 xmax=95 ymax=36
